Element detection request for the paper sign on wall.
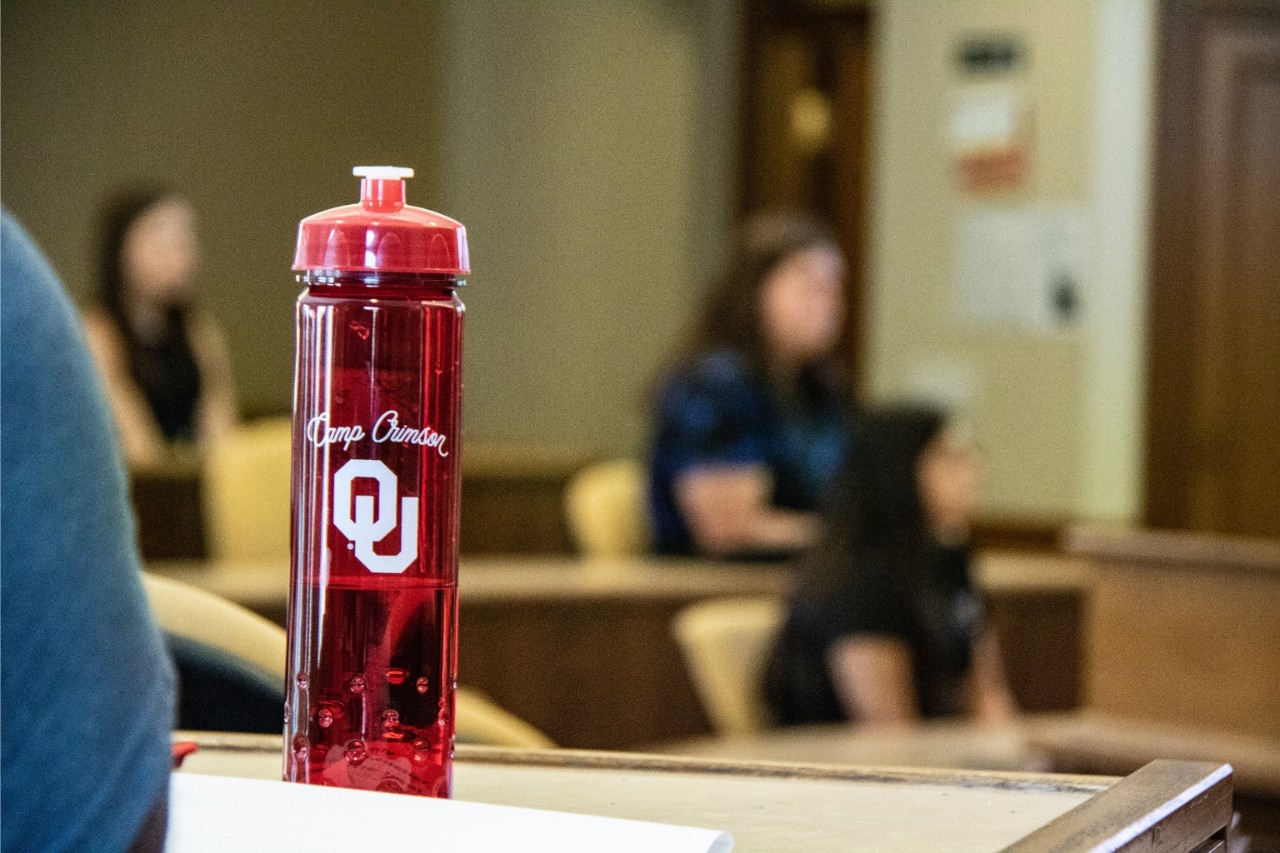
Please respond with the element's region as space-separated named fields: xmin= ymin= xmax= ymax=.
xmin=950 ymin=86 xmax=1031 ymax=194
xmin=953 ymin=206 xmax=1088 ymax=333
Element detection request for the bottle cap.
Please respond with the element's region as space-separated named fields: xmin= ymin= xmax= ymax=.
xmin=293 ymin=166 xmax=469 ymax=275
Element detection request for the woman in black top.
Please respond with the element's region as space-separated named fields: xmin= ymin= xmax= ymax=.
xmin=764 ymin=406 xmax=1016 ymax=727
xmin=83 ymin=187 xmax=236 ymax=468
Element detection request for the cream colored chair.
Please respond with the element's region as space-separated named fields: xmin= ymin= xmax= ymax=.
xmin=143 ymin=571 xmax=291 ymax=732
xmin=671 ymin=596 xmax=786 ymax=737
xmin=203 ymin=417 xmax=293 ymax=561
xmin=563 ymin=459 xmax=651 ymax=557
xmin=144 ymin=572 xmax=287 ymax=682
xmin=454 ymin=690 xmax=556 ymax=749
xmin=142 ymin=572 xmax=554 ymax=747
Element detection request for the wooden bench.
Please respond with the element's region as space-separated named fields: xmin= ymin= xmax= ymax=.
xmin=1028 ymin=527 xmax=1280 ymax=846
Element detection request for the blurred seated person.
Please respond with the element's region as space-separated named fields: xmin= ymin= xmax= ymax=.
xmin=764 ymin=406 xmax=1017 ymax=728
xmin=82 ymin=187 xmax=236 ymax=469
xmin=648 ymin=213 xmax=855 ymax=559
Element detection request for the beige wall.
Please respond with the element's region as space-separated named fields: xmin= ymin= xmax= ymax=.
xmin=1 ymin=1 xmax=448 ymax=417
xmin=2 ymin=0 xmax=737 ymax=457
xmin=866 ymin=0 xmax=1154 ymax=520
xmin=4 ymin=0 xmax=1153 ymax=520
xmin=1081 ymin=0 xmax=1155 ymax=522
xmin=434 ymin=2 xmax=739 ymax=455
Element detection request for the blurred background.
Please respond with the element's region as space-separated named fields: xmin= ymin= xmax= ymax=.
xmin=3 ymin=0 xmax=1276 ymax=543
xmin=6 ymin=4 xmax=1280 ymax=839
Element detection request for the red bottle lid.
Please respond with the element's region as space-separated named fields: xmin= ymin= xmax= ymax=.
xmin=293 ymin=166 xmax=469 ymax=276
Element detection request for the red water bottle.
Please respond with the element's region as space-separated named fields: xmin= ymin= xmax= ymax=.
xmin=284 ymin=166 xmax=467 ymax=797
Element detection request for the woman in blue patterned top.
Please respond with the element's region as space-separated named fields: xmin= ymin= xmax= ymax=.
xmin=649 ymin=213 xmax=856 ymax=559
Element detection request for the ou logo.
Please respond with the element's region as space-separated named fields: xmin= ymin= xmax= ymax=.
xmin=332 ymin=459 xmax=419 ymax=574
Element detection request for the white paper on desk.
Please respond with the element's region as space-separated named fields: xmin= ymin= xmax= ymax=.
xmin=167 ymin=773 xmax=734 ymax=853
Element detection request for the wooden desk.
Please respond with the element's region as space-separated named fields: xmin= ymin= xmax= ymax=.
xmin=148 ymin=556 xmax=788 ymax=625
xmin=176 ymin=732 xmax=1231 ymax=852
xmin=658 ymin=719 xmax=1047 ymax=774
xmin=152 ymin=558 xmax=786 ymax=749
xmin=976 ymin=552 xmax=1091 ymax=713
xmin=460 ymin=442 xmax=596 ymax=555
xmin=1044 ymin=527 xmax=1280 ymax=847
xmin=131 ymin=459 xmax=207 ymax=560
xmin=125 ymin=440 xmax=594 ymax=561
xmin=149 ymin=553 xmax=1089 ymax=750
xmin=1029 ymin=714 xmax=1280 ymax=846
xmin=456 ymin=560 xmax=787 ymax=748
xmin=1069 ymin=527 xmax=1280 ymax=739
xmin=125 ymin=441 xmax=1071 ymax=562
xmin=662 ymin=715 xmax=1280 ymax=848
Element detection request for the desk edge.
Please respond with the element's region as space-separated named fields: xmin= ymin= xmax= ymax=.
xmin=1001 ymin=759 xmax=1233 ymax=853
xmin=174 ymin=732 xmax=1112 ymax=794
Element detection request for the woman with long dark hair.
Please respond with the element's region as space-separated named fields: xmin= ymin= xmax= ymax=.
xmin=83 ymin=187 xmax=236 ymax=468
xmin=648 ymin=212 xmax=855 ymax=559
xmin=764 ymin=406 xmax=1016 ymax=727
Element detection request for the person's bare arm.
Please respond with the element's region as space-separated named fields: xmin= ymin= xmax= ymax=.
xmin=81 ymin=313 xmax=167 ymax=469
xmin=826 ymin=635 xmax=920 ymax=727
xmin=188 ymin=312 xmax=237 ymax=451
xmin=673 ymin=465 xmax=820 ymax=557
xmin=966 ymin=625 xmax=1018 ymax=725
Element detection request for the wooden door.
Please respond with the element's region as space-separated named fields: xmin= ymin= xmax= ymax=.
xmin=738 ymin=0 xmax=874 ymax=390
xmin=1145 ymin=0 xmax=1280 ymax=537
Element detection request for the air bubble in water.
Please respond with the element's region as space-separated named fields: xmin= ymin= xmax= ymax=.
xmin=348 ymin=675 xmax=366 ymax=695
xmin=318 ymin=707 xmax=334 ymax=728
xmin=292 ymin=735 xmax=309 ymax=759
xmin=415 ymin=676 xmax=429 ymax=694
xmin=345 ymin=739 xmax=368 ymax=765
xmin=386 ymin=668 xmax=408 ymax=685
